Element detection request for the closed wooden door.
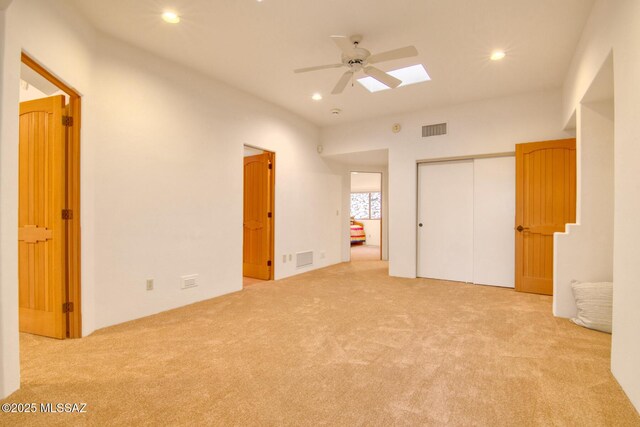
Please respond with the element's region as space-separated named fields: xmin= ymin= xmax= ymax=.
xmin=243 ymin=152 xmax=274 ymax=280
xmin=18 ymin=95 xmax=67 ymax=339
xmin=515 ymin=139 xmax=576 ymax=295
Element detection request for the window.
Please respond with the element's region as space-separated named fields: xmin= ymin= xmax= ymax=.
xmin=350 ymin=192 xmax=382 ymax=220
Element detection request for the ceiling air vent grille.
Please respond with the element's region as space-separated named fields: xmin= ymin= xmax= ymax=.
xmin=422 ymin=123 xmax=447 ymax=138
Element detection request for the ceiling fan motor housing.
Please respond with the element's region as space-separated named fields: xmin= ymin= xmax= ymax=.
xmin=342 ymin=47 xmax=370 ymax=71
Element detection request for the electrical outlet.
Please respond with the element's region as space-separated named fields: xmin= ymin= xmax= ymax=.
xmin=288 ymin=254 xmax=292 ymax=261
xmin=181 ymin=274 xmax=198 ymax=289
xmin=282 ymin=254 xmax=287 ymax=263
xmin=146 ymin=279 xmax=154 ymax=291
xmin=320 ymin=251 xmax=326 ymax=259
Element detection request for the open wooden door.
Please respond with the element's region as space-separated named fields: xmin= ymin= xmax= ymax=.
xmin=243 ymin=152 xmax=274 ymax=280
xmin=18 ymin=95 xmax=67 ymax=339
xmin=515 ymin=139 xmax=576 ymax=295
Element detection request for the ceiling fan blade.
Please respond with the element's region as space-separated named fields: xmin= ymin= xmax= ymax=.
xmin=367 ymin=46 xmax=418 ymax=64
xmin=294 ymin=63 xmax=344 ymax=73
xmin=331 ymin=71 xmax=353 ymax=95
xmin=364 ymin=66 xmax=402 ymax=89
xmin=331 ymin=35 xmax=354 ymax=55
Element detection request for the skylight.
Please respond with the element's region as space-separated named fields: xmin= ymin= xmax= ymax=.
xmin=357 ymin=64 xmax=431 ymax=93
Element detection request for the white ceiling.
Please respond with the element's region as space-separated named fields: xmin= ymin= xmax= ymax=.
xmin=70 ymin=0 xmax=595 ymax=127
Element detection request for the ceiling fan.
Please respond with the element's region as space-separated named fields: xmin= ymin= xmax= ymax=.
xmin=294 ymin=35 xmax=418 ymax=94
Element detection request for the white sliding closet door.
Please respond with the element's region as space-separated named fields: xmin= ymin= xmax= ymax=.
xmin=473 ymin=157 xmax=515 ymax=288
xmin=417 ymin=161 xmax=474 ymax=282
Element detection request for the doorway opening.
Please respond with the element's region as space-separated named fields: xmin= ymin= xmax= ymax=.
xmin=18 ymin=53 xmax=82 ymax=339
xmin=243 ymin=145 xmax=275 ymax=288
xmin=349 ymin=171 xmax=382 ymax=262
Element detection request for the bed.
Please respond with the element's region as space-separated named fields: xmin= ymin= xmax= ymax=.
xmin=350 ymin=219 xmax=366 ymax=245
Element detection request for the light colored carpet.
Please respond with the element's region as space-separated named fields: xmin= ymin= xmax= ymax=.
xmin=1 ymin=261 xmax=638 ymax=426
xmin=350 ymin=244 xmax=380 ymax=262
xmin=242 ymin=276 xmax=268 ymax=288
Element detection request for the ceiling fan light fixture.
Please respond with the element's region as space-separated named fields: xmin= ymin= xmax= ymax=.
xmin=162 ymin=11 xmax=180 ymax=24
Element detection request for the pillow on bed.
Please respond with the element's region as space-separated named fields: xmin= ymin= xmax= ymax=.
xmin=570 ymin=281 xmax=613 ymax=333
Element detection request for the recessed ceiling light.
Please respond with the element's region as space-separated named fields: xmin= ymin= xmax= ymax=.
xmin=357 ymin=64 xmax=431 ymax=93
xmin=162 ymin=11 xmax=180 ymax=24
xmin=491 ymin=50 xmax=506 ymax=61
xmin=312 ymin=93 xmax=323 ymax=101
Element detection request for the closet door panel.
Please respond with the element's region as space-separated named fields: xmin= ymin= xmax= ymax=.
xmin=417 ymin=161 xmax=474 ymax=282
xmin=473 ymin=157 xmax=515 ymax=287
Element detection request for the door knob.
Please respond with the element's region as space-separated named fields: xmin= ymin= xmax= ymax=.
xmin=418 ymin=223 xmax=423 ymax=227
xmin=516 ymin=225 xmax=529 ymax=232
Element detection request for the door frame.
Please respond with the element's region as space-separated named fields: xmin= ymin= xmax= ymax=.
xmin=348 ymin=171 xmax=384 ymax=261
xmin=21 ymin=53 xmax=82 ymax=338
xmin=242 ymin=145 xmax=275 ymax=281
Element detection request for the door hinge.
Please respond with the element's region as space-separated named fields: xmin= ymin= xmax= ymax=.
xmin=267 ymin=260 xmax=272 ymax=267
xmin=268 ymin=162 xmax=272 ymax=170
xmin=62 ymin=302 xmax=74 ymax=313
xmin=267 ymin=212 xmax=272 ymax=218
xmin=62 ymin=209 xmax=73 ymax=220
xmin=62 ymin=116 xmax=73 ymax=127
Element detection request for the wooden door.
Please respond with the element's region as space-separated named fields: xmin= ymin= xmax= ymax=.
xmin=243 ymin=152 xmax=274 ymax=280
xmin=18 ymin=95 xmax=67 ymax=339
xmin=515 ymin=139 xmax=576 ymax=295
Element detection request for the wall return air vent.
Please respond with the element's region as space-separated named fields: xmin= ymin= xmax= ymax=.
xmin=296 ymin=251 xmax=313 ymax=268
xmin=422 ymin=122 xmax=447 ymax=138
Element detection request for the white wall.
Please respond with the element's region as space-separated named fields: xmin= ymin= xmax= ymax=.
xmin=0 ymin=0 xmax=341 ymax=398
xmin=359 ymin=220 xmax=380 ymax=247
xmin=91 ymin=36 xmax=341 ymax=328
xmin=562 ymin=0 xmax=640 ymax=411
xmin=554 ymin=101 xmax=614 ymax=318
xmin=322 ymin=90 xmax=572 ymax=278
xmin=0 ymin=5 xmax=17 ymax=401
